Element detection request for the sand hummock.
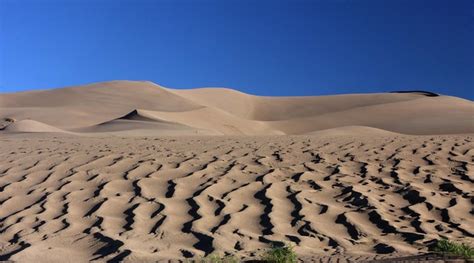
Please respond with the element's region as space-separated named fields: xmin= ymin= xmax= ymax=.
xmin=0 ymin=81 xmax=473 ymax=262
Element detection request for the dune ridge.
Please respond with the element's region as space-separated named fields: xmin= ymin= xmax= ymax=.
xmin=1 ymin=80 xmax=473 ymax=135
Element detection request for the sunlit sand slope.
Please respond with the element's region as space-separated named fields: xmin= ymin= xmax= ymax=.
xmin=1 ymin=80 xmax=473 ymax=135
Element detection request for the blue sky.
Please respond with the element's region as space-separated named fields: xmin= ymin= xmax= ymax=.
xmin=0 ymin=0 xmax=473 ymax=99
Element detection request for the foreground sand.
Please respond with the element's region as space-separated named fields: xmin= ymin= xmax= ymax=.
xmin=0 ymin=134 xmax=473 ymax=262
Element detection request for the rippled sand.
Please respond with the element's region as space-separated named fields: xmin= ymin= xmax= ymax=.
xmin=0 ymin=134 xmax=473 ymax=262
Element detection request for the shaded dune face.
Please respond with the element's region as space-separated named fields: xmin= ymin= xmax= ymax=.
xmin=0 ymin=135 xmax=472 ymax=262
xmin=1 ymin=80 xmax=473 ymax=135
xmin=389 ymin=90 xmax=439 ymax=97
xmin=73 ymin=109 xmax=217 ymax=136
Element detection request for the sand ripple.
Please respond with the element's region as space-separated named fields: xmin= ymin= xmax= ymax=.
xmin=0 ymin=135 xmax=473 ymax=262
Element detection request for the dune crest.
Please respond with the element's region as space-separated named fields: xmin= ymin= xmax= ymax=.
xmin=116 ymin=109 xmax=165 ymax=122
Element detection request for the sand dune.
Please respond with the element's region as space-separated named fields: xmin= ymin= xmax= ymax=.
xmin=74 ymin=109 xmax=217 ymax=136
xmin=169 ymin=88 xmax=434 ymax=121
xmin=3 ymin=120 xmax=68 ymax=133
xmin=0 ymin=134 xmax=472 ymax=262
xmin=0 ymin=81 xmax=203 ymax=130
xmin=1 ymin=80 xmax=473 ymax=135
xmin=270 ymin=96 xmax=474 ymax=135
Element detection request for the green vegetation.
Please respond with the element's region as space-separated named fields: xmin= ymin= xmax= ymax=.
xmin=262 ymin=243 xmax=297 ymax=263
xmin=186 ymin=239 xmax=474 ymax=262
xmin=196 ymin=253 xmax=239 ymax=263
xmin=432 ymin=239 xmax=474 ymax=259
xmin=192 ymin=243 xmax=298 ymax=263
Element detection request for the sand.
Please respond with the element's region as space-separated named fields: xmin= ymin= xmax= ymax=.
xmin=0 ymin=134 xmax=473 ymax=262
xmin=0 ymin=81 xmax=473 ymax=262
xmin=1 ymin=80 xmax=473 ymax=135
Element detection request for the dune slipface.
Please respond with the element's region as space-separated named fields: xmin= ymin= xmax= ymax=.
xmin=0 ymin=81 xmax=473 ymax=262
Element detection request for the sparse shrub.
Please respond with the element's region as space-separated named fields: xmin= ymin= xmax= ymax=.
xmin=262 ymin=243 xmax=297 ymax=263
xmin=196 ymin=253 xmax=239 ymax=263
xmin=432 ymin=239 xmax=474 ymax=259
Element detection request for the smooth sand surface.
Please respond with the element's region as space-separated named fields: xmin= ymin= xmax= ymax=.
xmin=0 ymin=134 xmax=473 ymax=262
xmin=1 ymin=80 xmax=473 ymax=135
xmin=1 ymin=81 xmax=473 ymax=262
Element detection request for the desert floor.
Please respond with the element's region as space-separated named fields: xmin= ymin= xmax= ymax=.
xmin=0 ymin=134 xmax=473 ymax=262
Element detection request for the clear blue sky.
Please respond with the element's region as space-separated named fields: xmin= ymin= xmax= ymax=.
xmin=1 ymin=0 xmax=473 ymax=99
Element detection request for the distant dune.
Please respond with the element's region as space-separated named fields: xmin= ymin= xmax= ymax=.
xmin=1 ymin=80 xmax=473 ymax=135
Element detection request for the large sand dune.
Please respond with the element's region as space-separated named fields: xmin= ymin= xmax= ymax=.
xmin=1 ymin=80 xmax=473 ymax=135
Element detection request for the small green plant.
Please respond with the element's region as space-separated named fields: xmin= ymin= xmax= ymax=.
xmin=196 ymin=253 xmax=239 ymax=263
xmin=432 ymin=239 xmax=474 ymax=259
xmin=262 ymin=243 xmax=297 ymax=263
